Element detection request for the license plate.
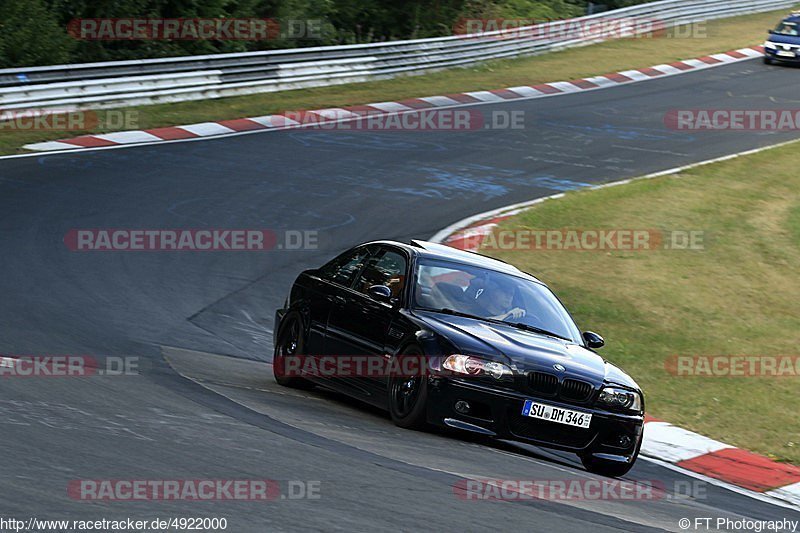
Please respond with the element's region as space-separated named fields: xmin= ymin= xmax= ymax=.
xmin=777 ymin=50 xmax=795 ymax=57
xmin=522 ymin=400 xmax=592 ymax=429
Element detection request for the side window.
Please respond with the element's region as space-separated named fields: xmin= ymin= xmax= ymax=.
xmin=355 ymin=249 xmax=407 ymax=298
xmin=319 ymin=248 xmax=371 ymax=287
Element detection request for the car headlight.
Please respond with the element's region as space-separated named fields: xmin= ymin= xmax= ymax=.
xmin=764 ymin=41 xmax=777 ymax=50
xmin=597 ymin=386 xmax=642 ymax=412
xmin=442 ymin=354 xmax=513 ymax=380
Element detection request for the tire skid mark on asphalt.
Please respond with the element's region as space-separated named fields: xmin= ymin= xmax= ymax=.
xmin=159 ymin=346 xmax=778 ymax=532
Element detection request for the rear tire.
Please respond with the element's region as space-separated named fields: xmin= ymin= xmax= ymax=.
xmin=388 ymin=346 xmax=429 ymax=430
xmin=272 ymin=315 xmax=313 ymax=389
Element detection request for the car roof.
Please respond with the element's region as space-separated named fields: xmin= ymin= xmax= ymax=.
xmin=364 ymin=239 xmax=545 ymax=285
xmin=782 ymin=13 xmax=800 ymax=22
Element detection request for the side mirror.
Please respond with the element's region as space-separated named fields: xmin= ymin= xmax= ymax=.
xmin=768 ymin=29 xmax=775 ymax=34
xmin=582 ymin=331 xmax=605 ymax=349
xmin=368 ymin=284 xmax=393 ymax=303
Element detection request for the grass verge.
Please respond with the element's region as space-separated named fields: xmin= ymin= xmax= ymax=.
xmin=483 ymin=141 xmax=800 ymax=464
xmin=2 ymin=8 xmax=792 ymax=155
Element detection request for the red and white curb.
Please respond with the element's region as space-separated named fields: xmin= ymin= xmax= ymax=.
xmin=430 ymin=138 xmax=800 ymax=509
xmin=643 ymin=416 xmax=800 ymax=506
xmin=23 ymin=46 xmax=764 ymax=152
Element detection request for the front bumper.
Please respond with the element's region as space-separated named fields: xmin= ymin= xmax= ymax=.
xmin=427 ymin=377 xmax=643 ymax=460
xmin=765 ymin=48 xmax=800 ymax=63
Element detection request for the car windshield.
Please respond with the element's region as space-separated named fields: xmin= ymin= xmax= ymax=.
xmin=413 ymin=258 xmax=582 ymax=343
xmin=774 ymin=20 xmax=799 ymax=36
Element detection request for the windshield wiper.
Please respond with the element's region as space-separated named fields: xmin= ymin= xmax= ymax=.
xmin=420 ymin=307 xmax=490 ymax=322
xmin=418 ymin=307 xmax=572 ymax=342
xmin=508 ymin=322 xmax=572 ymax=342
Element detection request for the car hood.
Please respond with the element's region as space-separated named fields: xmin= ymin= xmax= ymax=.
xmin=768 ymin=33 xmax=800 ymax=45
xmin=412 ymin=310 xmax=639 ymax=389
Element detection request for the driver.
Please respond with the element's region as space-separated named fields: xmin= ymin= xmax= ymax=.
xmin=475 ymin=277 xmax=526 ymax=321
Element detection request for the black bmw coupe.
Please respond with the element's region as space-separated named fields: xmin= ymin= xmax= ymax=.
xmin=273 ymin=240 xmax=644 ymax=477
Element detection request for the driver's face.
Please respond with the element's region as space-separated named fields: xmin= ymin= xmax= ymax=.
xmin=488 ymin=286 xmax=513 ymax=309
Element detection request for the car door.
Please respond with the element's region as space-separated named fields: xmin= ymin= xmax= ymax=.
xmin=306 ymin=246 xmax=373 ymax=357
xmin=324 ymin=245 xmax=409 ymax=403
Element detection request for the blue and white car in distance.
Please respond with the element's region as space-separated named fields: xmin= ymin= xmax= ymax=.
xmin=764 ymin=12 xmax=800 ymax=64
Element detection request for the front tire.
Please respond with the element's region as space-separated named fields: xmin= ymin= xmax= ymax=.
xmin=273 ymin=315 xmax=313 ymax=389
xmin=763 ymin=56 xmax=773 ymax=65
xmin=580 ymin=454 xmax=636 ymax=477
xmin=388 ymin=346 xmax=429 ymax=430
xmin=580 ymin=436 xmax=641 ymax=478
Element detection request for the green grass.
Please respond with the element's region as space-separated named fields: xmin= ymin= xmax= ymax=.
xmin=483 ymin=141 xmax=800 ymax=465
xmin=2 ymin=7 xmax=793 ymax=155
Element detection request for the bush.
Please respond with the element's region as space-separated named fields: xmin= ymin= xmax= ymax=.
xmin=0 ymin=0 xmax=74 ymax=67
xmin=0 ymin=0 xmax=657 ymax=67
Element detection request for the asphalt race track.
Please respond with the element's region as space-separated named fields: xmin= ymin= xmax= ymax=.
xmin=2 ymin=58 xmax=800 ymax=531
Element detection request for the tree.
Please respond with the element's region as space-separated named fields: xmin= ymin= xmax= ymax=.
xmin=0 ymin=0 xmax=74 ymax=67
